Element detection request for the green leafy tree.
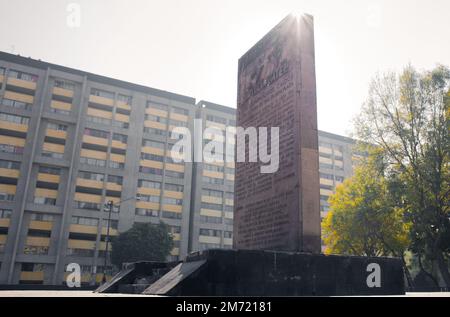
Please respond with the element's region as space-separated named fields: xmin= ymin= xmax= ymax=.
xmin=322 ymin=151 xmax=413 ymax=285
xmin=111 ymin=222 xmax=174 ymax=267
xmin=354 ymin=65 xmax=450 ymax=287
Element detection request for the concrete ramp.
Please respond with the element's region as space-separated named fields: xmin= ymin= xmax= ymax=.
xmin=143 ymin=260 xmax=206 ymax=295
xmin=94 ymin=261 xmax=177 ymax=294
xmin=94 ymin=266 xmax=134 ymax=293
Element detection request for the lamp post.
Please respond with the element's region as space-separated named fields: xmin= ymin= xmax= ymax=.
xmin=102 ymin=194 xmax=140 ymax=284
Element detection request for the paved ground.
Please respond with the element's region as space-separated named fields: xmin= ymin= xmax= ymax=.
xmin=0 ymin=290 xmax=449 ymax=297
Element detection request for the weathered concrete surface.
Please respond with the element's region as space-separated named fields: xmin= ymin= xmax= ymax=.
xmin=143 ymin=249 xmax=405 ymax=296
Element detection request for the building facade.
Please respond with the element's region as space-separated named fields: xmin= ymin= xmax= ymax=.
xmin=0 ymin=52 xmax=356 ymax=285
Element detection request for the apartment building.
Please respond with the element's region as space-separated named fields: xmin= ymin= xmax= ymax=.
xmin=189 ymin=101 xmax=236 ymax=252
xmin=0 ymin=52 xmax=357 ymax=285
xmin=0 ymin=52 xmax=195 ymax=285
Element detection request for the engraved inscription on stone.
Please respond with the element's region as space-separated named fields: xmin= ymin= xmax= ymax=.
xmin=234 ymin=14 xmax=321 ymax=253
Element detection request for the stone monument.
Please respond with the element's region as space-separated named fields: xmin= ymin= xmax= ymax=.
xmin=234 ymin=13 xmax=321 ymax=253
xmin=97 ymin=13 xmax=405 ymax=296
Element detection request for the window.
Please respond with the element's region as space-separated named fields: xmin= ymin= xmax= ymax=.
xmin=144 ymin=127 xmax=167 ymax=136
xmin=163 ymin=197 xmax=183 ymax=205
xmin=200 ymin=215 xmax=222 ymax=224
xmin=203 ymin=189 xmax=222 ymax=198
xmin=201 ymin=202 xmax=222 ymax=211
xmin=71 ymin=216 xmax=99 ymax=226
xmin=112 ymin=120 xmax=129 ymax=129
xmin=75 ymin=201 xmax=101 ymax=211
xmin=42 ymin=151 xmax=63 ymax=159
xmin=67 ymin=248 xmax=95 ymax=257
xmin=319 ymin=163 xmax=333 ymax=170
xmin=319 ymin=141 xmax=332 ymax=148
xmin=199 ymin=228 xmax=221 ymax=237
xmin=33 ymin=197 xmax=56 ymax=206
xmin=140 ymin=194 xmax=160 ymax=203
xmin=204 ymin=164 xmax=224 ymax=173
xmin=138 ymin=180 xmax=161 ymax=189
xmin=162 ymin=211 xmax=182 ymax=219
xmin=165 ymin=171 xmax=184 ymax=179
xmin=0 ymin=193 xmax=14 ymax=202
xmin=54 ymin=79 xmax=75 ymax=91
xmin=169 ymin=119 xmax=187 ymax=127
xmin=142 ymin=139 xmax=165 ymax=149
xmin=86 ymin=115 xmax=111 ymax=126
xmin=0 ymin=67 xmax=5 ymax=75
xmin=9 ymin=70 xmax=38 ymax=82
xmin=320 ymin=184 xmax=333 ymax=191
xmin=206 ymin=115 xmax=227 ymax=125
xmin=0 ymin=159 xmax=20 ymax=170
xmin=21 ymin=263 xmax=44 ymax=272
xmin=112 ymin=133 xmax=127 ymax=144
xmin=135 ymin=208 xmax=159 ymax=217
xmin=0 ymin=144 xmax=23 ymax=155
xmin=320 ymin=173 xmax=333 ymax=180
xmin=102 ymin=219 xmax=118 ymax=230
xmin=90 ymin=88 xmax=114 ymax=99
xmin=319 ymin=152 xmax=332 ymax=159
xmin=1 ymin=98 xmax=31 ymax=110
xmin=84 ymin=128 xmax=109 ymax=139
xmin=164 ymin=183 xmax=183 ymax=192
xmin=117 ymin=94 xmax=132 ymax=104
xmin=31 ymin=213 xmax=54 ymax=222
xmin=145 ymin=114 xmax=168 ymax=124
xmin=107 ymin=175 xmax=123 ymax=185
xmin=141 ymin=152 xmax=164 ymax=162
xmin=171 ymin=107 xmax=188 ymax=115
xmin=78 ymin=171 xmax=104 ymax=181
xmin=224 ymin=218 xmax=233 ymax=225
xmin=139 ymin=166 xmax=163 ymax=175
xmin=224 ymin=231 xmax=232 ymax=238
xmin=0 ymin=209 xmax=12 ymax=219
xmin=335 ymin=176 xmax=344 ymax=182
xmin=47 ymin=123 xmax=67 ymax=131
xmin=108 ymin=161 xmax=124 ymax=169
xmin=203 ymin=176 xmax=223 ymax=185
xmin=0 ymin=112 xmax=29 ymax=125
xmin=147 ymin=101 xmax=168 ymax=111
xmin=24 ymin=246 xmax=49 ymax=255
xmin=80 ymin=157 xmax=106 ymax=167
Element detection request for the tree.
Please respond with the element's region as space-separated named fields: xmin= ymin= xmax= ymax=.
xmin=111 ymin=222 xmax=174 ymax=268
xmin=322 ymin=151 xmax=413 ymax=285
xmin=354 ymin=65 xmax=450 ymax=287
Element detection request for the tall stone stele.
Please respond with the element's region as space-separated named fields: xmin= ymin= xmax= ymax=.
xmin=234 ymin=13 xmax=321 ymax=253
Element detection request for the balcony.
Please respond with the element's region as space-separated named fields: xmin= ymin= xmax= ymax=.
xmin=52 ymin=87 xmax=73 ymax=98
xmin=7 ymin=77 xmax=37 ymax=90
xmin=89 ymin=94 xmax=114 ymax=107
xmin=20 ymin=271 xmax=44 ymax=281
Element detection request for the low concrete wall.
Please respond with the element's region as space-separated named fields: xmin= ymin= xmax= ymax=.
xmin=146 ymin=249 xmax=405 ymax=296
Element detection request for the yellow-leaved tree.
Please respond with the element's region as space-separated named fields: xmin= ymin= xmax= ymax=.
xmin=322 ymin=150 xmax=412 ymax=286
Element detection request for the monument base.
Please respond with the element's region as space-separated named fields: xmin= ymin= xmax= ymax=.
xmin=141 ymin=249 xmax=405 ymax=296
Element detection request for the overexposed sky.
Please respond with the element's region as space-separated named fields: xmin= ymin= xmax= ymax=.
xmin=1 ymin=0 xmax=449 ymax=136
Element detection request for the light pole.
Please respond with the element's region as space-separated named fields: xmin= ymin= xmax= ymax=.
xmin=102 ymin=194 xmax=140 ymax=284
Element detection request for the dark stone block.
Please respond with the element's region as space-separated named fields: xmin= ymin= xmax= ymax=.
xmin=143 ymin=249 xmax=405 ymax=296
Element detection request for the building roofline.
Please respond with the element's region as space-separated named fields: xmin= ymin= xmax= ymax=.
xmin=197 ymin=100 xmax=236 ymax=115
xmin=0 ymin=51 xmax=196 ymax=105
xmin=318 ymin=130 xmax=356 ymax=143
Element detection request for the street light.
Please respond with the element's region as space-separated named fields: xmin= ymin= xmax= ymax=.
xmin=101 ymin=194 xmax=141 ymax=284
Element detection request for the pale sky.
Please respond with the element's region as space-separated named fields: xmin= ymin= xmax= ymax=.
xmin=1 ymin=0 xmax=449 ymax=136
